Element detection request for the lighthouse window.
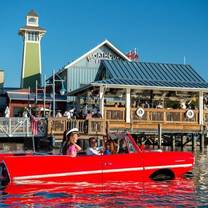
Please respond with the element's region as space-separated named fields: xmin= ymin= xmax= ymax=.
xmin=27 ymin=17 xmax=38 ymax=26
xmin=29 ymin=17 xmax=36 ymax=23
xmin=28 ymin=32 xmax=39 ymax=41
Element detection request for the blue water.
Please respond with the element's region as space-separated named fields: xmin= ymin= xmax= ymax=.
xmin=0 ymin=148 xmax=208 ymax=207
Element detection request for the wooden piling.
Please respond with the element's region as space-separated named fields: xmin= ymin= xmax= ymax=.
xmin=172 ymin=135 xmax=175 ymax=151
xmin=181 ymin=135 xmax=184 ymax=151
xmin=200 ymin=126 xmax=205 ymax=152
xmin=192 ymin=133 xmax=196 ymax=151
xmin=158 ymin=124 xmax=162 ymax=149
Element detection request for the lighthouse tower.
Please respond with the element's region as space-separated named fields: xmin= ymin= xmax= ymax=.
xmin=19 ymin=10 xmax=46 ymax=89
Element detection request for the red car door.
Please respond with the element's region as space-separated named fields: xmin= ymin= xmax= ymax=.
xmin=102 ymin=134 xmax=144 ymax=183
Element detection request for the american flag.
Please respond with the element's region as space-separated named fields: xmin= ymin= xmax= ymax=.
xmin=31 ymin=115 xmax=39 ymax=136
xmin=126 ymin=48 xmax=139 ymax=62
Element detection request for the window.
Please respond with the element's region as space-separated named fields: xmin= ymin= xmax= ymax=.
xmin=27 ymin=17 xmax=38 ymax=26
xmin=29 ymin=17 xmax=36 ymax=23
xmin=125 ymin=136 xmax=136 ymax=153
xmin=27 ymin=32 xmax=39 ymax=41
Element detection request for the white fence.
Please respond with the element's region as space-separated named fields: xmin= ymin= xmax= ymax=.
xmin=0 ymin=117 xmax=47 ymax=138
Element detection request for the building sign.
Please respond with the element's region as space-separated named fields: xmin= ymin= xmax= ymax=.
xmin=87 ymin=52 xmax=121 ymax=64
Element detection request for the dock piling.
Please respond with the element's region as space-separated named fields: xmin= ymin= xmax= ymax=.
xmin=158 ymin=124 xmax=162 ymax=149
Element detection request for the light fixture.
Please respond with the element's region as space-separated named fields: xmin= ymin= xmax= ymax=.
xmin=59 ymin=81 xmax=66 ymax=96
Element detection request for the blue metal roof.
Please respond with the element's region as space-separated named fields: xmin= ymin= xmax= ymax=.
xmin=93 ymin=60 xmax=208 ymax=89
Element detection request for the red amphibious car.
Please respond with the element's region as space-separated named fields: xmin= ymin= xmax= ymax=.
xmin=0 ymin=133 xmax=194 ymax=186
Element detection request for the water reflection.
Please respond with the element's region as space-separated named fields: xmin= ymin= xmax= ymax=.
xmin=0 ymin=178 xmax=197 ymax=207
xmin=0 ymin=150 xmax=208 ymax=207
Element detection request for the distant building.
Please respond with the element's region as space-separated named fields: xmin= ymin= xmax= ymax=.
xmin=19 ymin=10 xmax=46 ymax=89
xmin=49 ymin=40 xmax=131 ymax=103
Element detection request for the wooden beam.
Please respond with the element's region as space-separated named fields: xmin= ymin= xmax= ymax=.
xmin=126 ymin=88 xmax=131 ymax=123
xmin=99 ymin=86 xmax=105 ymax=117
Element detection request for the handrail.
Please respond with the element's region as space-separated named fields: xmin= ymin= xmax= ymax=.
xmin=47 ymin=118 xmax=106 ymax=137
xmin=104 ymin=107 xmax=125 ymax=121
xmin=1 ymin=107 xmax=207 ymax=139
xmin=0 ymin=117 xmax=47 ymax=137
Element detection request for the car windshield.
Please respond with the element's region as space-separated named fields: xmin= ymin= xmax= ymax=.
xmin=108 ymin=133 xmax=136 ymax=154
xmin=76 ymin=133 xmax=137 ymax=156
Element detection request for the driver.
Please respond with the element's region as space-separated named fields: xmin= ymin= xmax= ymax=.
xmin=86 ymin=137 xmax=102 ymax=156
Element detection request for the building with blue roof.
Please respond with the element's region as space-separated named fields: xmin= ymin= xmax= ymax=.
xmin=94 ymin=60 xmax=208 ymax=89
xmin=69 ymin=59 xmax=208 ymax=134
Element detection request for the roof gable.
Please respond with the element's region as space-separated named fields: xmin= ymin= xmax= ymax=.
xmin=64 ymin=40 xmax=131 ymax=69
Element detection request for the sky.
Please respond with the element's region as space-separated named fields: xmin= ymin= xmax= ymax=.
xmin=0 ymin=0 xmax=208 ymax=87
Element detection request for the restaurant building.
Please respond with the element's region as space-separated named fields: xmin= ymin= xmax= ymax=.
xmin=68 ymin=60 xmax=208 ymax=136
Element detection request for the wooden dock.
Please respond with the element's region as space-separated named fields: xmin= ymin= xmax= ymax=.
xmin=47 ymin=107 xmax=208 ymax=147
xmin=0 ymin=107 xmax=207 ymax=150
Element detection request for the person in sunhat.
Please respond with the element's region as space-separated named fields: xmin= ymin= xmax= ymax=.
xmin=61 ymin=128 xmax=81 ymax=156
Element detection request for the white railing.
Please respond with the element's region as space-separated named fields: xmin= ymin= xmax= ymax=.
xmin=0 ymin=117 xmax=47 ymax=138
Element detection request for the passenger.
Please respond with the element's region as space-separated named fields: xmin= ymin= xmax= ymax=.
xmin=104 ymin=139 xmax=116 ymax=155
xmin=118 ymin=139 xmax=128 ymax=154
xmin=104 ymin=141 xmax=111 ymax=155
xmin=109 ymin=139 xmax=116 ymax=154
xmin=62 ymin=128 xmax=81 ymax=157
xmin=86 ymin=137 xmax=102 ymax=156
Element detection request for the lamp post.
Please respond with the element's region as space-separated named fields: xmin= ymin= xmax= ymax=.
xmin=52 ymin=70 xmax=56 ymax=118
xmin=45 ymin=70 xmax=66 ymax=118
xmin=43 ymin=75 xmax=46 ymax=117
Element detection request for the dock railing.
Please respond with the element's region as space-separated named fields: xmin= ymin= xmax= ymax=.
xmin=47 ymin=118 xmax=106 ymax=139
xmin=1 ymin=108 xmax=206 ymax=139
xmin=131 ymin=108 xmax=199 ymax=123
xmin=0 ymin=117 xmax=47 ymax=138
xmin=102 ymin=107 xmax=201 ymax=132
xmin=105 ymin=107 xmax=125 ymax=121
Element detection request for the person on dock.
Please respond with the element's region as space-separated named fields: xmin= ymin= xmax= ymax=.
xmin=63 ymin=110 xmax=71 ymax=119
